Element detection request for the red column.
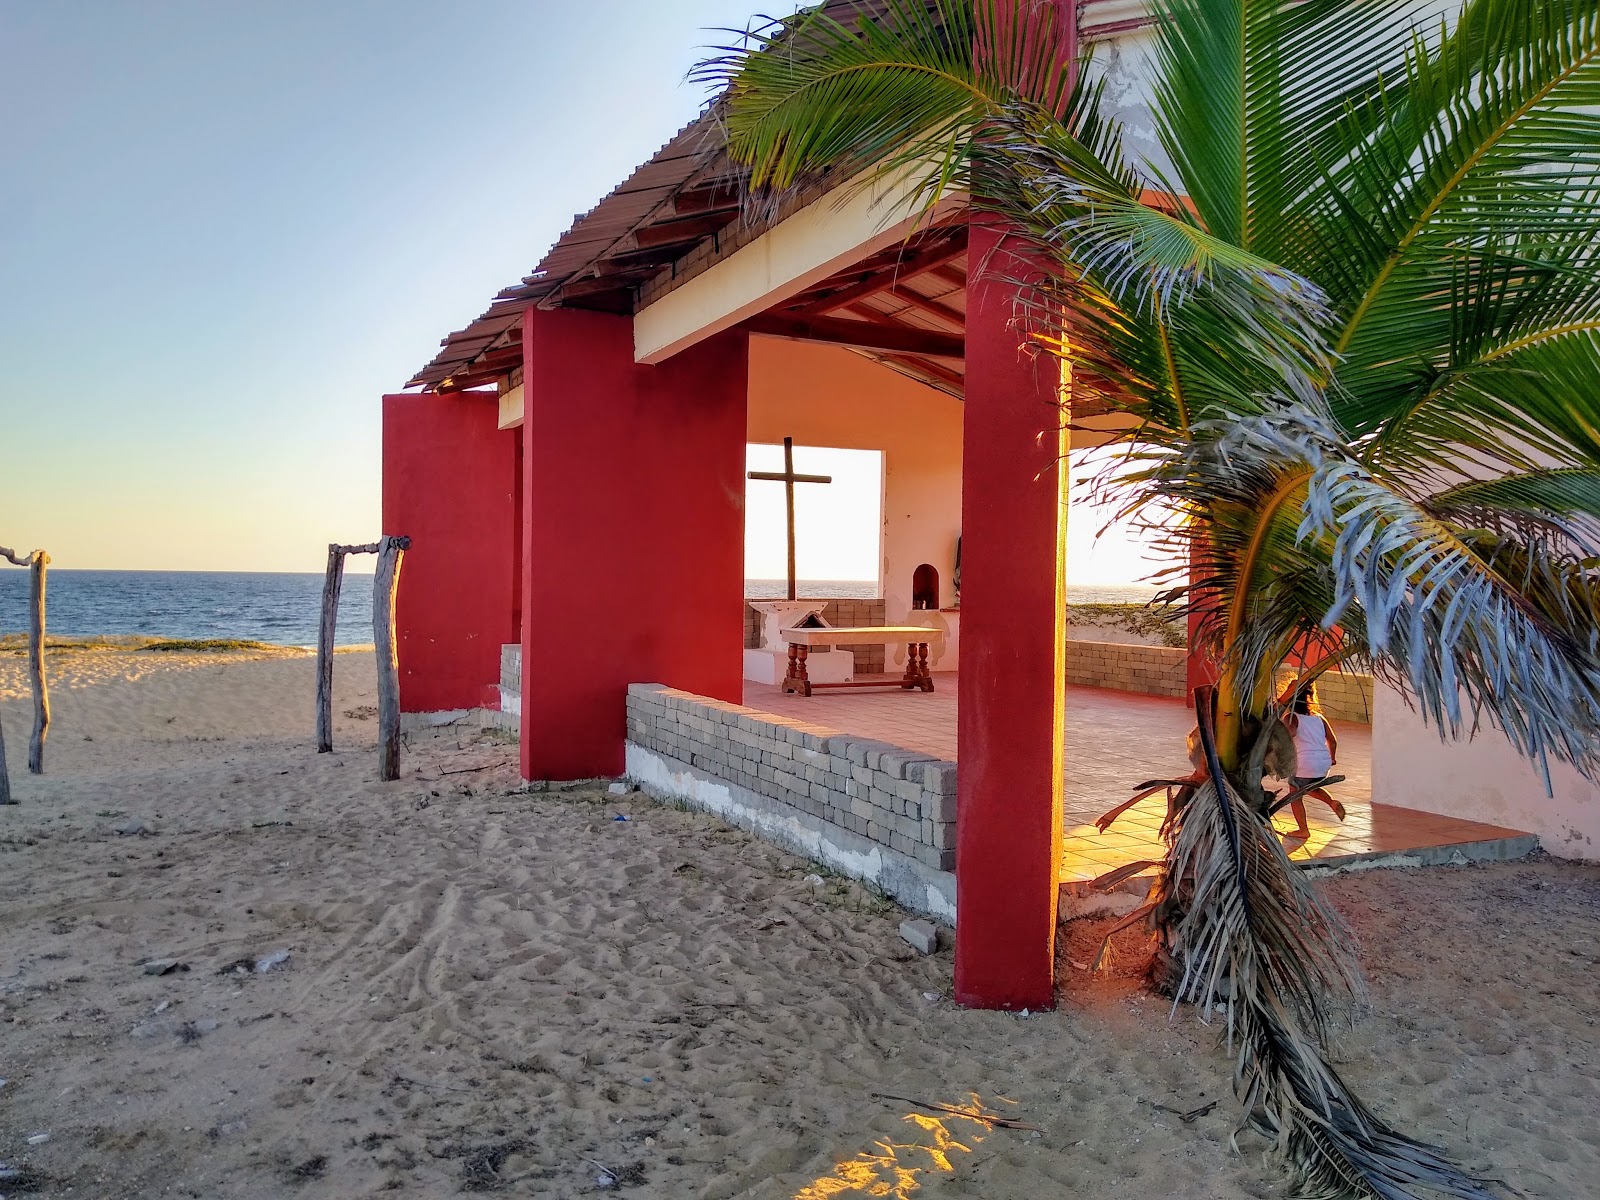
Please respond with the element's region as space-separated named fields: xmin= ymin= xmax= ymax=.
xmin=520 ymin=308 xmax=748 ymax=780
xmin=954 ymin=220 xmax=1069 ymax=1010
xmin=381 ymin=390 xmax=518 ymax=713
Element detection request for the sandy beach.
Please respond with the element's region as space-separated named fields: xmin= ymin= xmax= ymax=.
xmin=0 ymin=646 xmax=1595 ymax=1198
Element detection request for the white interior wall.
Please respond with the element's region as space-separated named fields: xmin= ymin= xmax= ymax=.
xmin=746 ymin=337 xmax=963 ymax=637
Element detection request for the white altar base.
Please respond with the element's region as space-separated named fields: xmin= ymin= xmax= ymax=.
xmin=744 ymin=599 xmax=855 ymax=685
xmin=743 ymin=647 xmax=855 ymax=686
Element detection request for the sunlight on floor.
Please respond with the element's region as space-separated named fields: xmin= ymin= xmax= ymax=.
xmin=792 ymin=1098 xmax=1004 ymax=1198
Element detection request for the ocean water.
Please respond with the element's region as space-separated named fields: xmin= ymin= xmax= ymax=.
xmin=0 ymin=570 xmax=377 ymax=648
xmin=0 ymin=571 xmax=1165 ymax=648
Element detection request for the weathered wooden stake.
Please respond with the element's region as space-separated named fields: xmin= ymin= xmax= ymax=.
xmin=0 ymin=705 xmax=12 ymax=806
xmin=373 ymin=535 xmax=409 ymax=782
xmin=313 ymin=540 xmax=383 ymax=754
xmin=27 ymin=552 xmax=48 ymax=774
xmin=315 ymin=544 xmax=346 ymax=753
xmin=0 ymin=545 xmax=49 ymax=786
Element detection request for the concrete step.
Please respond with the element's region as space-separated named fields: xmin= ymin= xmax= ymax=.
xmin=1058 ymin=829 xmax=1540 ymax=920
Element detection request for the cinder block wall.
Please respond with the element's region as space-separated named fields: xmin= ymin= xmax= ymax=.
xmin=1309 ymin=670 xmax=1374 ymax=723
xmin=626 ymin=684 xmax=955 ymax=872
xmin=1065 ymin=641 xmax=1374 ymax=723
xmin=1066 ymin=641 xmax=1188 ymax=698
xmin=743 ymin=598 xmax=889 ymax=673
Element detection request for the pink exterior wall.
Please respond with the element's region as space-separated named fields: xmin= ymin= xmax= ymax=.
xmin=381 ymin=390 xmax=517 ymax=713
xmin=1373 ymin=683 xmax=1600 ymax=859
xmin=520 ymin=308 xmax=749 ymax=781
xmin=747 ymin=337 xmax=964 ymax=651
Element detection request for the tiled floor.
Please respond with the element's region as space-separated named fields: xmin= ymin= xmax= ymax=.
xmin=743 ymin=674 xmax=1535 ymax=885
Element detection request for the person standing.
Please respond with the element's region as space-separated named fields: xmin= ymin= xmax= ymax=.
xmin=1281 ymin=684 xmax=1343 ymax=842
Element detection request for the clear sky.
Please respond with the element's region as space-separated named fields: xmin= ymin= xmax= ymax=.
xmin=1 ymin=0 xmax=1161 ymax=587
xmin=0 ymin=1 xmax=804 ymax=572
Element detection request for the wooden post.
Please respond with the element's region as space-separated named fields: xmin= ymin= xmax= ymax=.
xmin=0 ymin=546 xmax=48 ymax=783
xmin=27 ymin=552 xmax=48 ymax=775
xmin=315 ymin=544 xmax=346 ymax=753
xmin=373 ymin=535 xmax=409 ymax=782
xmin=313 ymin=541 xmax=382 ymax=754
xmin=0 ymin=703 xmax=11 ymax=805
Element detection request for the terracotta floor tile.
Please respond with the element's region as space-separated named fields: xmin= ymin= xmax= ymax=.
xmin=739 ymin=671 xmax=1530 ymax=883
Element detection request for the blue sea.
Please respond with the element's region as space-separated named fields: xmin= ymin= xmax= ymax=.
xmin=0 ymin=571 xmax=1164 ymax=647
xmin=0 ymin=570 xmax=377 ymax=648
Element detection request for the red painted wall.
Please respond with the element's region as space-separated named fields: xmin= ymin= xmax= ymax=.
xmin=954 ymin=220 xmax=1070 ymax=1012
xmin=382 ymin=390 xmax=517 ymax=713
xmin=520 ymin=308 xmax=748 ymax=780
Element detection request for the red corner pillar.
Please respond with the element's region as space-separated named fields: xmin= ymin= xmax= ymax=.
xmin=520 ymin=307 xmax=748 ymax=781
xmin=954 ymin=221 xmax=1069 ymax=1010
xmin=381 ymin=390 xmax=518 ymax=713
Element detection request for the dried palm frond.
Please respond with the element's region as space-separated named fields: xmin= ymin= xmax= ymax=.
xmin=1154 ymin=693 xmax=1496 ymax=1199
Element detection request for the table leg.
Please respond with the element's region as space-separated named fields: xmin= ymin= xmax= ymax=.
xmin=918 ymin=641 xmax=934 ymax=692
xmin=795 ymin=645 xmax=812 ymax=696
xmin=902 ymin=643 xmax=920 ymax=690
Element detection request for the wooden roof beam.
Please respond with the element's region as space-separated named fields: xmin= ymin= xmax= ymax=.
xmin=794 ymin=236 xmax=970 ymax=315
xmin=438 ymin=365 xmax=516 ymax=393
xmin=634 ymin=211 xmax=740 ymax=248
xmin=882 ymin=353 xmax=966 ymax=391
xmin=671 ymin=184 xmax=741 ymax=215
xmin=849 ymin=286 xmax=964 ymax=329
xmin=742 ymin=312 xmax=963 ymax=358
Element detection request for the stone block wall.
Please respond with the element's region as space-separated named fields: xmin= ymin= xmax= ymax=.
xmin=743 ymin=598 xmax=888 ymax=674
xmin=625 ymin=684 xmax=956 ymax=880
xmin=1067 ymin=641 xmax=1188 ymax=697
xmin=1309 ymin=670 xmax=1374 ymax=723
xmin=1064 ymin=640 xmax=1374 ymax=723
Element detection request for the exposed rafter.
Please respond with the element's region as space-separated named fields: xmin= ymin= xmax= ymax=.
xmin=867 ymin=286 xmax=965 ymax=329
xmin=743 ymin=312 xmax=963 ymax=358
xmin=794 ymin=235 xmax=969 ymax=315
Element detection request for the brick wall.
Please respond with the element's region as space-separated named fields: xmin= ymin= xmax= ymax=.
xmin=743 ymin=598 xmax=889 ymax=674
xmin=625 ymin=684 xmax=956 ymax=872
xmin=1065 ymin=640 xmax=1374 ymax=723
xmin=1067 ymin=641 xmax=1188 ymax=697
xmin=1310 ymin=670 xmax=1374 ymax=723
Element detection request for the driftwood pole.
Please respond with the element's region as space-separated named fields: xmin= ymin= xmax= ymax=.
xmin=26 ymin=552 xmax=48 ymax=774
xmin=314 ymin=541 xmax=382 ymax=754
xmin=373 ymin=535 xmax=409 ymax=782
xmin=0 ymin=697 xmax=11 ymax=805
xmin=1 ymin=546 xmax=49 ymax=781
xmin=316 ymin=545 xmax=347 ymax=753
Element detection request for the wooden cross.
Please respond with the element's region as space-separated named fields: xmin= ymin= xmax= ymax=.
xmin=748 ymin=437 xmax=832 ymax=601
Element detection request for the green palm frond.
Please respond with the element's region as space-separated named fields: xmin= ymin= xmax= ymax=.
xmin=1315 ymin=0 xmax=1600 ymax=440
xmin=1429 ymin=468 xmax=1600 ymax=546
xmin=1149 ymin=0 xmax=1424 ymax=253
xmin=695 ymin=0 xmax=983 ymax=196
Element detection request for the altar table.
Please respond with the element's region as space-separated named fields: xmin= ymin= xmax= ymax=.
xmin=780 ymin=626 xmax=940 ymax=696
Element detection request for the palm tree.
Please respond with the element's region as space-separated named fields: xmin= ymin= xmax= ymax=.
xmin=699 ymin=1 xmax=1600 ymax=1196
